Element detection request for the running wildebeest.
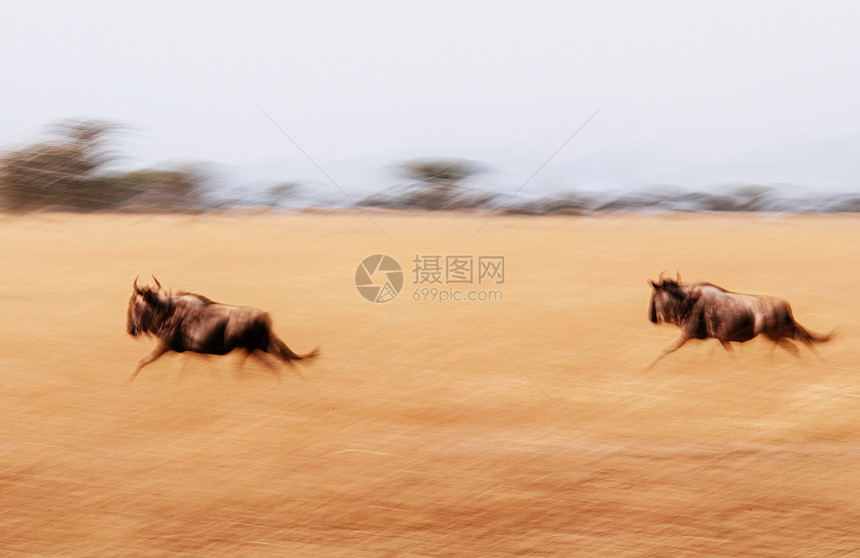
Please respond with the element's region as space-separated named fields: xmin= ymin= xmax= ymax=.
xmin=127 ymin=276 xmax=319 ymax=379
xmin=647 ymin=272 xmax=833 ymax=368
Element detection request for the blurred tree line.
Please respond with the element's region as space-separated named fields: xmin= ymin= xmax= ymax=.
xmin=0 ymin=120 xmax=493 ymax=213
xmin=0 ymin=120 xmax=496 ymax=213
xmin=4 ymin=119 xmax=859 ymax=213
xmin=0 ymin=120 xmax=203 ymax=212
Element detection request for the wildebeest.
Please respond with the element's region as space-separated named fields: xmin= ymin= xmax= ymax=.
xmin=648 ymin=272 xmax=833 ymax=368
xmin=127 ymin=276 xmax=319 ymax=379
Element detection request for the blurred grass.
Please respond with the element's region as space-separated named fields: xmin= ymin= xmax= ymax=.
xmin=0 ymin=212 xmax=858 ymax=556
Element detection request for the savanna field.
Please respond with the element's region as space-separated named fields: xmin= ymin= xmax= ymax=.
xmin=1 ymin=212 xmax=858 ymax=556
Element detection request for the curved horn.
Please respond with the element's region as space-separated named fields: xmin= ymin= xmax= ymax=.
xmin=658 ymin=270 xmax=668 ymax=283
xmin=133 ymin=275 xmax=142 ymax=294
xmin=676 ymin=271 xmax=682 ymax=283
xmin=151 ymin=275 xmax=162 ymax=290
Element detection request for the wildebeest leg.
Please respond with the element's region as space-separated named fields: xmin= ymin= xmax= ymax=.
xmin=783 ymin=338 xmax=824 ymax=360
xmin=795 ymin=337 xmax=824 ymax=359
xmin=235 ymin=350 xmax=252 ymax=371
xmin=719 ymin=339 xmax=737 ymax=356
xmin=769 ymin=340 xmax=779 ymax=357
xmin=260 ymin=350 xmax=305 ymax=379
xmin=178 ymin=354 xmax=212 ymax=382
xmin=250 ymin=351 xmax=291 ymax=381
xmin=778 ymin=338 xmax=801 ymax=358
xmin=647 ymin=335 xmax=691 ymax=369
xmin=177 ymin=354 xmax=194 ymax=383
xmin=131 ymin=343 xmax=169 ymax=380
xmin=809 ymin=344 xmax=824 ymax=359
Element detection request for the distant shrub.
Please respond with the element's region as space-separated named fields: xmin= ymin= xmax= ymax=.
xmin=106 ymin=168 xmax=204 ymax=212
xmin=0 ymin=121 xmax=119 ymax=211
xmin=0 ymin=120 xmax=207 ymax=213
xmin=359 ymin=158 xmax=496 ymax=210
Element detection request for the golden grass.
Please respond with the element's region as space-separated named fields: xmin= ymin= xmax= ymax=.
xmin=0 ymin=212 xmax=858 ymax=556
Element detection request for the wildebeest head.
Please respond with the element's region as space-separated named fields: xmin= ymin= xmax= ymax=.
xmin=648 ymin=272 xmax=690 ymax=326
xmin=127 ymin=275 xmax=170 ymax=337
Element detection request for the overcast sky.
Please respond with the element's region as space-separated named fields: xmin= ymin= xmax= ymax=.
xmin=2 ymin=1 xmax=860 ymax=197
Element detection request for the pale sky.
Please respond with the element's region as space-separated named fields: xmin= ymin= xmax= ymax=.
xmin=2 ymin=1 xmax=860 ymax=198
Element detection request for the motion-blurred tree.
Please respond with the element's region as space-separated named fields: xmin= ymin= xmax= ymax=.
xmin=105 ymin=167 xmax=204 ymax=212
xmin=361 ymin=158 xmax=493 ymax=210
xmin=0 ymin=120 xmax=206 ymax=212
xmin=400 ymin=158 xmax=482 ymax=209
xmin=264 ymin=181 xmax=302 ymax=208
xmin=0 ymin=120 xmax=120 ymax=211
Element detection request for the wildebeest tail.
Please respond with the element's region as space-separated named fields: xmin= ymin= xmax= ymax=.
xmin=794 ymin=322 xmax=834 ymax=345
xmin=270 ymin=336 xmax=320 ymax=361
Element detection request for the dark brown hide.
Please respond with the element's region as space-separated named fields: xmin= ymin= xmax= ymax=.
xmin=127 ymin=277 xmax=318 ymax=378
xmin=648 ymin=273 xmax=832 ymax=367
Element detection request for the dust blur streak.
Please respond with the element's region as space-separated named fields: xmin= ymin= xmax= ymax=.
xmin=467 ymin=316 xmax=599 ymax=448
xmin=465 ymin=105 xmax=603 ymax=244
xmin=260 ymin=314 xmax=396 ymax=449
xmin=255 ymin=104 xmax=395 ymax=244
